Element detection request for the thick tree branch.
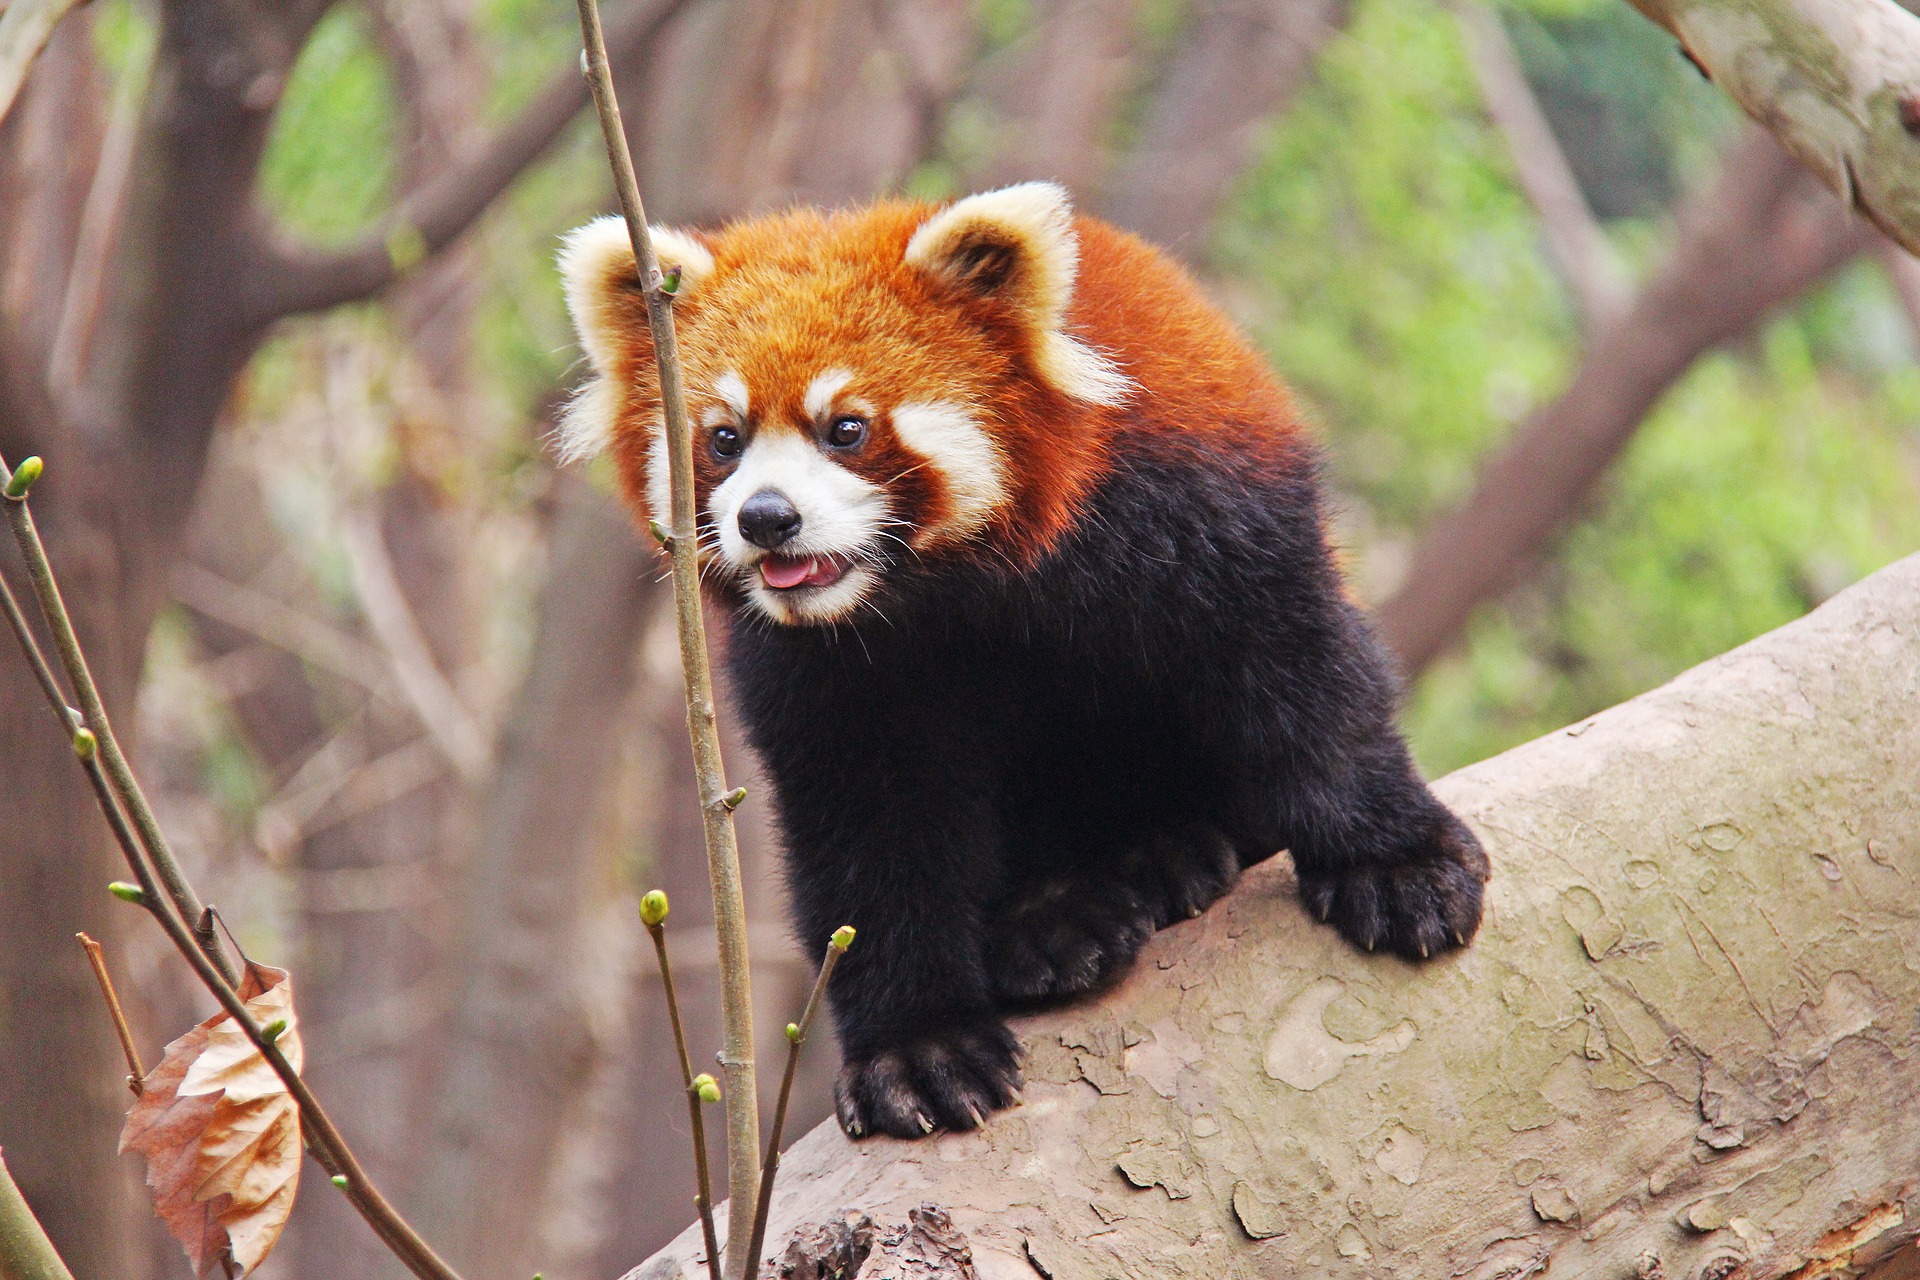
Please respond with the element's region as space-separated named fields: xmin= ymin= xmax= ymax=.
xmin=1373 ymin=128 xmax=1867 ymax=676
xmin=1622 ymin=0 xmax=1920 ymax=255
xmin=635 ymin=550 xmax=1920 ymax=1280
xmin=246 ymin=0 xmax=689 ymax=326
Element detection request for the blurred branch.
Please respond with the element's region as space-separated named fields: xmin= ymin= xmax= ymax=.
xmin=248 ymin=0 xmax=693 ymax=325
xmin=1374 ymin=129 xmax=1870 ymax=675
xmin=44 ymin=15 xmax=153 ymax=407
xmin=1100 ymin=0 xmax=1351 ymax=253
xmin=174 ymin=562 xmax=403 ymax=704
xmin=1455 ymin=0 xmax=1627 ymax=329
xmin=338 ymin=507 xmax=489 ymax=782
xmin=0 ymin=0 xmax=86 ymax=128
xmin=0 ymin=1148 xmax=75 ymax=1280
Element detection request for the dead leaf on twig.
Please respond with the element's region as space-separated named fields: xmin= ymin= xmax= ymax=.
xmin=121 ymin=961 xmax=304 ymax=1277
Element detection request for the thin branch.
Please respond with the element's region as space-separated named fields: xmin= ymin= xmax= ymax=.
xmin=0 ymin=454 xmax=467 ymax=1280
xmin=338 ymin=508 xmax=489 ymax=782
xmin=174 ymin=563 xmax=404 ymax=705
xmin=76 ymin=932 xmax=146 ymax=1092
xmin=2 ymin=455 xmax=234 ymax=985
xmin=247 ymin=0 xmax=693 ymax=325
xmin=45 ymin=12 xmax=153 ymax=406
xmin=1454 ymin=0 xmax=1627 ymax=329
xmin=0 ymin=1148 xmax=76 ymax=1280
xmin=0 ymin=0 xmax=86 ymax=129
xmin=742 ymin=926 xmax=854 ymax=1280
xmin=644 ymin=897 xmax=722 ymax=1280
xmin=574 ymin=8 xmax=764 ymax=1279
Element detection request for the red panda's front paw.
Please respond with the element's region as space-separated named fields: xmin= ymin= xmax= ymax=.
xmin=834 ymin=1021 xmax=1023 ymax=1140
xmin=1299 ymin=812 xmax=1489 ymax=961
xmin=984 ymin=879 xmax=1155 ymax=1006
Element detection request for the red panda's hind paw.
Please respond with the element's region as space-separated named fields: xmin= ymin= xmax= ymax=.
xmin=984 ymin=879 xmax=1155 ymax=1007
xmin=834 ymin=1021 xmax=1024 ymax=1141
xmin=1299 ymin=813 xmax=1488 ymax=962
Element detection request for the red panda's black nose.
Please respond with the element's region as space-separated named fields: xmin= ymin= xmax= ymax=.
xmin=739 ymin=489 xmax=803 ymax=549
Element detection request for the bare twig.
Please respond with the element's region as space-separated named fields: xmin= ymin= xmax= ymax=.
xmin=0 ymin=453 xmax=468 ymax=1280
xmin=2 ymin=454 xmax=234 ymax=985
xmin=76 ymin=932 xmax=145 ymax=1093
xmin=1454 ymin=0 xmax=1627 ymax=328
xmin=642 ymin=893 xmax=722 ymax=1280
xmin=742 ymin=926 xmax=854 ymax=1280
xmin=573 ymin=6 xmax=764 ymax=1275
xmin=0 ymin=1148 xmax=76 ymax=1280
xmin=0 ymin=0 xmax=86 ymax=128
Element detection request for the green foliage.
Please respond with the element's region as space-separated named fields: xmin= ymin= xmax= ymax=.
xmin=1216 ymin=0 xmax=1920 ymax=775
xmin=259 ymin=6 xmax=399 ymax=246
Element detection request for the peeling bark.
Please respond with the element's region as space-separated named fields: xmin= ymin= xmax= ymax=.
xmin=630 ymin=552 xmax=1920 ymax=1280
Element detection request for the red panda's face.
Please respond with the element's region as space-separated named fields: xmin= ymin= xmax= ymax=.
xmin=559 ymin=184 xmax=1132 ymax=625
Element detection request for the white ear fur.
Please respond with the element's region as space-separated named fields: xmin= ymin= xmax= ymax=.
xmin=903 ymin=182 xmax=1132 ymax=407
xmin=555 ymin=217 xmax=716 ymax=461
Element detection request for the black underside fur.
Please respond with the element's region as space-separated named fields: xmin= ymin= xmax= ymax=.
xmin=724 ymin=435 xmax=1489 ymax=1141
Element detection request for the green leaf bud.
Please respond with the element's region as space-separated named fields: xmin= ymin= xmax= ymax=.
xmin=331 ymin=1174 xmax=349 ymax=1189
xmin=693 ymin=1072 xmax=720 ymax=1103
xmin=5 ymin=456 xmax=43 ymax=499
xmin=108 ymin=881 xmax=144 ymax=905
xmin=721 ymin=786 xmax=747 ymax=811
xmin=640 ymin=889 xmax=669 ymax=928
xmin=72 ymin=728 xmax=97 ymax=760
xmin=785 ymin=1022 xmax=801 ymax=1043
xmin=260 ymin=1018 xmax=288 ymax=1044
xmin=830 ymin=925 xmax=856 ymax=952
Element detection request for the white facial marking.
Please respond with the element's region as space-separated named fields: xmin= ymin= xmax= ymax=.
xmin=716 ymin=370 xmax=750 ymax=419
xmin=710 ymin=430 xmax=889 ymax=625
xmin=804 ymin=369 xmax=855 ymax=422
xmin=643 ymin=412 xmax=671 ymax=526
xmin=890 ymin=402 xmax=1008 ymax=542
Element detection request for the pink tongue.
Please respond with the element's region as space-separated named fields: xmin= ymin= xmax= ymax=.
xmin=761 ymin=556 xmax=820 ymax=589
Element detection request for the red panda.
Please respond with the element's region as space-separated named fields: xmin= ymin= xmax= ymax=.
xmin=561 ymin=183 xmax=1488 ymax=1141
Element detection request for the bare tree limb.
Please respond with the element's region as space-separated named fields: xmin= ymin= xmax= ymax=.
xmin=636 ymin=549 xmax=1920 ymax=1280
xmin=0 ymin=0 xmax=86 ymax=129
xmin=1373 ymin=128 xmax=1868 ymax=676
xmin=1621 ymin=0 xmax=1920 ymax=255
xmin=246 ymin=0 xmax=692 ymax=326
xmin=1099 ymin=0 xmax=1352 ymax=254
xmin=1455 ymin=0 xmax=1628 ymax=328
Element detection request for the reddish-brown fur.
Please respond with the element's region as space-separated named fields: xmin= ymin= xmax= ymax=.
xmin=587 ymin=202 xmax=1309 ymax=566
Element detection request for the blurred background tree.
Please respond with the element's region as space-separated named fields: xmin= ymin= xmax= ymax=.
xmin=0 ymin=0 xmax=1913 ymax=1278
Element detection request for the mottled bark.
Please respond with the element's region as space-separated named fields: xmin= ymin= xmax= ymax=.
xmin=1621 ymin=0 xmax=1920 ymax=256
xmin=633 ymin=551 xmax=1920 ymax=1280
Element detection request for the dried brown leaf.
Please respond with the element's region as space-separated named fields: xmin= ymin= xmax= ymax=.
xmin=121 ymin=962 xmax=304 ymax=1277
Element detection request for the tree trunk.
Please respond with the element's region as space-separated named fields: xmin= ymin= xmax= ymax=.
xmin=630 ymin=550 xmax=1920 ymax=1280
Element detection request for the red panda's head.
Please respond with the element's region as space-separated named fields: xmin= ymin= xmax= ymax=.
xmin=558 ymin=182 xmax=1133 ymax=626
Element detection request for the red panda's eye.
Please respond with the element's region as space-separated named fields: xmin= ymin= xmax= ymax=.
xmin=827 ymin=416 xmax=867 ymax=449
xmin=710 ymin=425 xmax=743 ymax=460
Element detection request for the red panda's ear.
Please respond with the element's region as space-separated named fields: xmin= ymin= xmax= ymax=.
xmin=556 ymin=216 xmax=715 ymax=460
xmin=904 ymin=182 xmax=1132 ymax=407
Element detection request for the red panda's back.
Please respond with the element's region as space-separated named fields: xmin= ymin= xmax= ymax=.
xmin=1070 ymin=218 xmax=1305 ymax=455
